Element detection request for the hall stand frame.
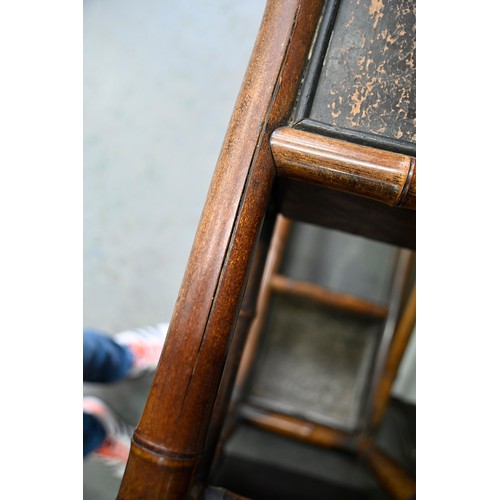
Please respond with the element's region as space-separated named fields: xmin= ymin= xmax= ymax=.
xmin=117 ymin=1 xmax=416 ymax=498
xmin=214 ymin=214 xmax=416 ymax=500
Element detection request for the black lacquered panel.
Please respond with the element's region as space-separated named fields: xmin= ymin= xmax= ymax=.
xmin=309 ymin=0 xmax=416 ymax=146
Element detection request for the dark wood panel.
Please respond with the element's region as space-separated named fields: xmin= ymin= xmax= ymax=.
xmin=310 ymin=0 xmax=416 ymax=145
xmin=275 ymin=177 xmax=416 ymax=250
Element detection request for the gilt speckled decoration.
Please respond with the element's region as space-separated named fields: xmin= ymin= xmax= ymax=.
xmin=311 ymin=0 xmax=416 ymax=143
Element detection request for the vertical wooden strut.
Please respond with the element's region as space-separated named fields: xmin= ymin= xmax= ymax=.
xmin=196 ymin=210 xmax=278 ymax=487
xmin=369 ymin=283 xmax=416 ymax=431
xmin=235 ymin=215 xmax=293 ymax=394
xmin=117 ymin=1 xmax=326 ymax=498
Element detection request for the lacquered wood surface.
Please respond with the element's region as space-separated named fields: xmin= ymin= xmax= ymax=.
xmin=271 ymin=126 xmax=416 ymax=248
xmin=369 ymin=283 xmax=416 ymax=430
xmin=239 ymin=404 xmax=358 ymax=450
xmin=198 ymin=211 xmax=277 ymax=484
xmin=360 ymin=250 xmax=414 ymax=432
xmin=271 ymin=127 xmax=416 ymax=209
xmin=118 ymin=0 xmax=416 ymax=497
xmin=310 ymin=0 xmax=416 ymax=145
xmin=235 ymin=216 xmax=292 ymax=394
xmin=276 ymin=176 xmax=416 ymax=249
xmin=117 ymin=1 xmax=326 ymax=498
xmin=270 ymin=274 xmax=388 ymax=318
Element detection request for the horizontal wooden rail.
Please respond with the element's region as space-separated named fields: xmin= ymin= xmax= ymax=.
xmin=270 ymin=274 xmax=388 ymax=318
xmin=241 ymin=403 xmax=415 ymax=499
xmin=270 ymin=127 xmax=416 ymax=209
xmin=117 ymin=2 xmax=327 ymax=498
xmin=239 ymin=404 xmax=358 ymax=451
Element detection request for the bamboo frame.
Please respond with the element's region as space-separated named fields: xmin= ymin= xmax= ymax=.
xmin=271 ymin=126 xmax=416 ymax=209
xmin=117 ymin=2 xmax=327 ymax=498
xmin=369 ymin=283 xmax=417 ymax=430
xmin=270 ymin=274 xmax=388 ymax=318
xmin=229 ymin=222 xmax=416 ymax=499
xmin=239 ymin=404 xmax=358 ymax=451
xmin=235 ymin=215 xmax=293 ymax=393
xmin=117 ymin=1 xmax=416 ymax=497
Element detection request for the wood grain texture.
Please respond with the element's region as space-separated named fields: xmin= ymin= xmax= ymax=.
xmin=360 ymin=250 xmax=414 ymax=432
xmin=275 ymin=176 xmax=415 ymax=249
xmin=197 ymin=210 xmax=277 ymax=484
xmin=118 ymin=0 xmax=417 ymax=496
xmin=271 ymin=126 xmax=416 ymax=208
xmin=239 ymin=404 xmax=358 ymax=450
xmin=118 ymin=1 xmax=326 ymax=498
xmin=270 ymin=274 xmax=388 ymax=318
xmin=369 ymin=283 xmax=416 ymax=430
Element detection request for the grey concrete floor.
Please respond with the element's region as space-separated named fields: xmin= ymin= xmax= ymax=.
xmin=84 ymin=0 xmax=267 ymax=334
xmin=84 ymin=1 xmax=266 ymax=498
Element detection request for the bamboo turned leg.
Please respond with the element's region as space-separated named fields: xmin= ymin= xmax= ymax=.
xmin=235 ymin=215 xmax=293 ymax=395
xmin=117 ymin=1 xmax=326 ymax=498
xmin=196 ymin=210 xmax=278 ymax=486
xmin=369 ymin=283 xmax=416 ymax=431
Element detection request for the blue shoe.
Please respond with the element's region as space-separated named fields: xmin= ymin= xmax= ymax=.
xmin=83 ymin=396 xmax=133 ymax=478
xmin=113 ymin=323 xmax=169 ymax=378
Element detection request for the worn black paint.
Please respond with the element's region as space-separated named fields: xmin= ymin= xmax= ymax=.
xmin=293 ymin=0 xmax=416 ymax=156
xmin=313 ymin=0 xmax=416 ymax=142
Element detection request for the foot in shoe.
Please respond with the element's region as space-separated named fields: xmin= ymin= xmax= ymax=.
xmin=83 ymin=396 xmax=134 ymax=478
xmin=113 ymin=322 xmax=169 ymax=378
